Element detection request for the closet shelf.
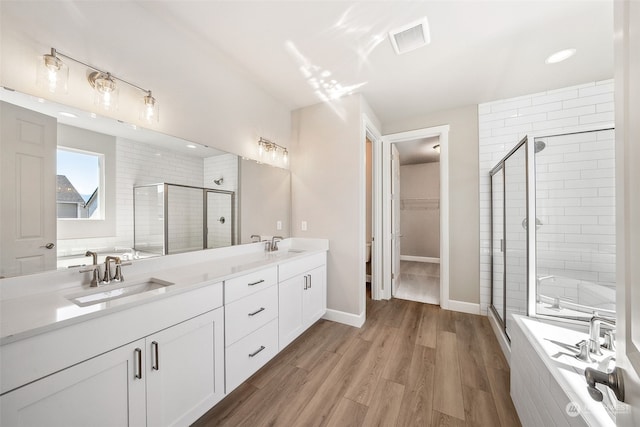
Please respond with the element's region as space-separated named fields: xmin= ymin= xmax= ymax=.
xmin=400 ymin=198 xmax=439 ymax=210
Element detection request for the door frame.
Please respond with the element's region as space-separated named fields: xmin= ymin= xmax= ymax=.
xmin=362 ymin=114 xmax=383 ymax=305
xmin=378 ymin=125 xmax=450 ymax=308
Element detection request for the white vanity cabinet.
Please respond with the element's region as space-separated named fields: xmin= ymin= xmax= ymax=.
xmin=224 ymin=266 xmax=279 ymax=392
xmin=0 ymin=308 xmax=224 ymax=427
xmin=1 ymin=283 xmax=225 ymax=427
xmin=0 ymin=338 xmax=147 ymax=427
xmin=145 ymin=307 xmax=224 ymax=427
xmin=278 ymin=252 xmax=327 ymax=350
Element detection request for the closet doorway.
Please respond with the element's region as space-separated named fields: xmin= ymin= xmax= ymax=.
xmin=390 ymin=139 xmax=441 ymax=304
xmin=378 ymin=125 xmax=450 ymax=308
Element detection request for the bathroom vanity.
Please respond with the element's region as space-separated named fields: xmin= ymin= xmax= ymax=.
xmin=0 ymin=239 xmax=328 ymax=427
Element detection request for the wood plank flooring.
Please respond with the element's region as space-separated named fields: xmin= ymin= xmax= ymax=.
xmin=192 ymin=296 xmax=521 ymax=427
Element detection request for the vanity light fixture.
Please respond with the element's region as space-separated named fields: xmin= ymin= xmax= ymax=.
xmin=258 ymin=137 xmax=289 ymax=164
xmin=39 ymin=47 xmax=159 ymax=122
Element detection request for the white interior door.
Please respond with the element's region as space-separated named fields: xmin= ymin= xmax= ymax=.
xmin=391 ymin=144 xmax=401 ymax=296
xmin=0 ymin=101 xmax=57 ymax=278
xmin=615 ymin=1 xmax=640 ymax=425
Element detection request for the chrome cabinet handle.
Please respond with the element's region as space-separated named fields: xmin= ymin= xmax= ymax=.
xmin=303 ymin=275 xmax=308 ymax=290
xmin=248 ymin=307 xmax=265 ymax=317
xmin=151 ymin=341 xmax=159 ymax=371
xmin=249 ymin=346 xmax=266 ymax=358
xmin=248 ymin=279 xmax=264 ymax=286
xmin=308 ymin=274 xmax=312 ymax=289
xmin=134 ymin=348 xmax=142 ymax=379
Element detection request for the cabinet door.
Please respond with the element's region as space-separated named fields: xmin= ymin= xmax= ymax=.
xmin=303 ymin=265 xmax=327 ymax=328
xmin=278 ymin=274 xmax=304 ymax=350
xmin=146 ymin=308 xmax=224 ymax=427
xmin=0 ymin=339 xmax=146 ymax=427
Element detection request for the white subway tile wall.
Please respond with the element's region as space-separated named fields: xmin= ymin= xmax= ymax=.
xmin=204 ymin=154 xmax=238 ymax=247
xmin=478 ymin=79 xmax=614 ymax=315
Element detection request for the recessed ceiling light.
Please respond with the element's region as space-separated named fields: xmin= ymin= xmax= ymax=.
xmin=186 ymin=144 xmax=197 ymax=149
xmin=545 ymin=48 xmax=576 ymax=64
xmin=58 ymin=112 xmax=77 ymax=118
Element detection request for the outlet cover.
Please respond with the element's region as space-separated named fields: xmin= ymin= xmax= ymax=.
xmin=301 ymin=220 xmax=308 ymax=231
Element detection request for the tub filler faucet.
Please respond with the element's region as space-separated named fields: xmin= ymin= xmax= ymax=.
xmin=589 ymin=315 xmax=616 ymax=355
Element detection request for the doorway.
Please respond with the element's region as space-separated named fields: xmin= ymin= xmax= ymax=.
xmin=391 ymin=139 xmax=441 ymax=304
xmin=375 ymin=125 xmax=450 ymax=309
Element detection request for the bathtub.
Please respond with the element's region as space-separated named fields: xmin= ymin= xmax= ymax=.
xmin=537 ymin=276 xmax=615 ymax=320
xmin=510 ymin=314 xmax=620 ymax=427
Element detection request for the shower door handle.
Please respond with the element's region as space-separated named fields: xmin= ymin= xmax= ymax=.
xmin=500 ymin=239 xmax=504 ymax=252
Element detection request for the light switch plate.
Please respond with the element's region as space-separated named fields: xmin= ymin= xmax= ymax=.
xmin=301 ymin=220 xmax=308 ymax=231
xmin=276 ymin=220 xmax=282 ymax=230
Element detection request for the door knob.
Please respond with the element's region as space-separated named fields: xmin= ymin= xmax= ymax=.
xmin=584 ymin=366 xmax=625 ymax=402
xmin=41 ymin=243 xmax=55 ymax=249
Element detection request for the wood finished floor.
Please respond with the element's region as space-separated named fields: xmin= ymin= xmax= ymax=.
xmin=192 ymin=296 xmax=522 ymax=427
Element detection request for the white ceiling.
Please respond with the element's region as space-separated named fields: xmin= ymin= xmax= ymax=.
xmin=139 ymin=0 xmax=614 ymax=124
xmin=1 ymin=0 xmax=614 ymax=133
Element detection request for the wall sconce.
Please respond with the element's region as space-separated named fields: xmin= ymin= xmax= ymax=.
xmin=38 ymin=47 xmax=159 ymax=123
xmin=258 ymin=137 xmax=288 ymax=164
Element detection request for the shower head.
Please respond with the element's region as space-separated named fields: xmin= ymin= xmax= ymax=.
xmin=214 ymin=177 xmax=224 ymax=185
xmin=534 ymin=140 xmax=546 ymax=153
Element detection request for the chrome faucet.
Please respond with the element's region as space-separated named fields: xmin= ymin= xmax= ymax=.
xmin=80 ymin=251 xmax=101 ymax=287
xmin=589 ymin=315 xmax=616 ymax=355
xmin=250 ymin=234 xmax=261 ymax=243
xmin=103 ymin=256 xmax=122 ymax=284
xmin=270 ymin=236 xmax=284 ymax=252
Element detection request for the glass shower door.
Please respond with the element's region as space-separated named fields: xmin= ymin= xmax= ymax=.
xmin=491 ymin=167 xmax=505 ymax=325
xmin=206 ymin=190 xmax=235 ymax=249
xmin=504 ymin=144 xmax=528 ymax=336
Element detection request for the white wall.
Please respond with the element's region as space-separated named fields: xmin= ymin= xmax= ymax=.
xmin=0 ymin=1 xmax=290 ymax=166
xmin=399 ymin=162 xmax=440 ymax=258
xmin=384 ymin=105 xmax=480 ymax=304
xmin=478 ymin=79 xmax=615 ymax=315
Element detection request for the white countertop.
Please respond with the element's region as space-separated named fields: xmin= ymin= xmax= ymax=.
xmin=0 ymin=246 xmax=325 ymax=345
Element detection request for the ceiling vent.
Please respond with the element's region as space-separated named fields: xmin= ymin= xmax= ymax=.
xmin=388 ymin=17 xmax=430 ymax=55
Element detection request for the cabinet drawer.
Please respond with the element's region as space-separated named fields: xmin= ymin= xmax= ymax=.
xmin=225 ymin=319 xmax=278 ymax=392
xmin=224 ymin=267 xmax=278 ymax=304
xmin=225 ymin=285 xmax=278 ymax=346
xmin=278 ymin=252 xmax=326 ymax=282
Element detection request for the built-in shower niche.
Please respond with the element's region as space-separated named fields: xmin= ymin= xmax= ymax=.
xmin=134 ymin=183 xmax=236 ymax=256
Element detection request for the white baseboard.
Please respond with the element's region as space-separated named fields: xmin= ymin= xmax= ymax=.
xmin=488 ymin=308 xmax=511 ymax=365
xmin=447 ymin=299 xmax=480 ymax=315
xmin=322 ymin=308 xmax=365 ymax=328
xmin=400 ymin=255 xmax=440 ymax=263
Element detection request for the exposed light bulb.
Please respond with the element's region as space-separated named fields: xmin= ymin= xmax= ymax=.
xmin=258 ymin=141 xmax=264 ymax=157
xmin=38 ymin=49 xmax=68 ymax=94
xmin=140 ymin=92 xmax=158 ymax=123
xmin=283 ymin=149 xmax=288 ymax=164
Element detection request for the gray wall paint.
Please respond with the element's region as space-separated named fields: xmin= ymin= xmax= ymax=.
xmin=400 ymin=162 xmax=440 ymax=258
xmin=384 ymin=105 xmax=480 ymax=304
xmin=291 ymin=94 xmax=376 ymax=317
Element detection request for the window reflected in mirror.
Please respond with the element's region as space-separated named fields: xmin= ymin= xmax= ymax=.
xmin=56 ymin=148 xmax=102 ymax=219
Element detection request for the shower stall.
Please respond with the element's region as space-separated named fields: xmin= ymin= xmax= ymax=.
xmin=133 ymin=183 xmax=236 ymax=256
xmin=490 ymin=127 xmax=616 ymax=339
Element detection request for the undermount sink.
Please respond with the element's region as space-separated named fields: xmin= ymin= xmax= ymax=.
xmin=67 ymin=278 xmax=175 ymax=307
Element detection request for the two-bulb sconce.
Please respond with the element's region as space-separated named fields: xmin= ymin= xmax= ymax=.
xmin=38 ymin=47 xmax=158 ymax=123
xmin=258 ymin=137 xmax=288 ymax=164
